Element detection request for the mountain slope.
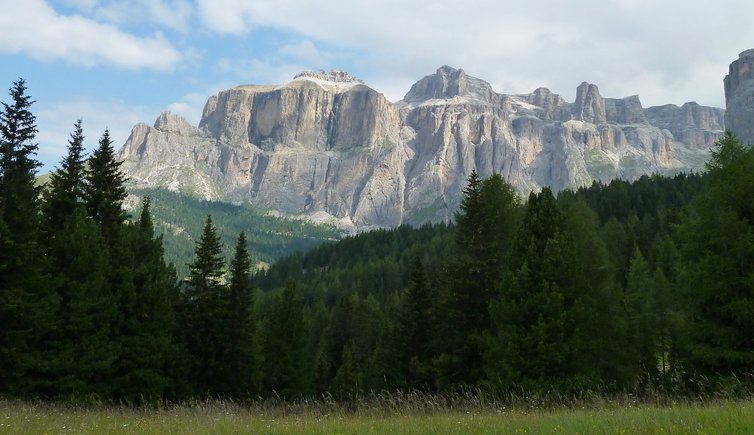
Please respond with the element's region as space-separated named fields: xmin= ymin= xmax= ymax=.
xmin=119 ymin=68 xmax=724 ymax=230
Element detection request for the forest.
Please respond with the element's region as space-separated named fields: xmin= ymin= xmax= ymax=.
xmin=1 ymin=78 xmax=752 ymax=403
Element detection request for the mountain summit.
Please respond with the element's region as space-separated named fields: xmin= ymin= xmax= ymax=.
xmin=118 ymin=68 xmax=724 ymax=230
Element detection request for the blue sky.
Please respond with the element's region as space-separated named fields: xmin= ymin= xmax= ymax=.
xmin=1 ymin=0 xmax=753 ymax=171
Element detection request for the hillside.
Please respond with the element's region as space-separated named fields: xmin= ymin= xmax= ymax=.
xmin=127 ymin=188 xmax=342 ymax=277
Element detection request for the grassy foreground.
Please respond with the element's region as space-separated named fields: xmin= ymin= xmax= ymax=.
xmin=1 ymin=399 xmax=753 ymax=434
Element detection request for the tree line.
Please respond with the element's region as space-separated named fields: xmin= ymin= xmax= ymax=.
xmin=1 ymin=79 xmax=752 ymax=402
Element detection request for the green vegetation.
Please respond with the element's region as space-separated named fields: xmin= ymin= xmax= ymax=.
xmin=2 ymin=78 xmax=754 ymax=413
xmin=131 ymin=188 xmax=341 ymax=277
xmin=1 ymin=399 xmax=753 ymax=434
xmin=407 ymin=195 xmax=448 ymax=224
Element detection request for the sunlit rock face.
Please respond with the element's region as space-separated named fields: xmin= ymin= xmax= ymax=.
xmin=119 ymin=67 xmax=723 ymax=229
xmin=725 ymin=49 xmax=754 ymax=145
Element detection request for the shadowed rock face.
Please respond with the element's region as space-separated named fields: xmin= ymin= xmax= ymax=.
xmin=118 ymin=68 xmax=724 ymax=231
xmin=725 ymin=49 xmax=754 ymax=145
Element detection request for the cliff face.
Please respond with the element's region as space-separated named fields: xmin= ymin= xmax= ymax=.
xmin=725 ymin=49 xmax=754 ymax=145
xmin=119 ymin=68 xmax=724 ymax=230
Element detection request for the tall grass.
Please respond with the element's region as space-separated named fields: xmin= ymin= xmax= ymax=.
xmin=2 ymin=389 xmax=753 ymax=434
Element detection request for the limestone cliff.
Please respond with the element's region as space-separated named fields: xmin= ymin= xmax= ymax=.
xmin=725 ymin=49 xmax=754 ymax=145
xmin=119 ymin=68 xmax=724 ymax=230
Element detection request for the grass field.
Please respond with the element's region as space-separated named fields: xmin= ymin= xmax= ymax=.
xmin=1 ymin=399 xmax=753 ymax=434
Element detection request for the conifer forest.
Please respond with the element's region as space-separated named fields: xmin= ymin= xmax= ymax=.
xmin=1 ymin=79 xmax=753 ymax=403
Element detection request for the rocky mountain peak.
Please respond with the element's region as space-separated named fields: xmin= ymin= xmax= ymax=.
xmin=402 ymin=65 xmax=495 ymax=105
xmin=153 ymin=111 xmax=196 ymax=135
xmin=119 ymin=66 xmax=730 ymax=231
xmin=725 ymin=49 xmax=754 ymax=144
xmin=293 ymin=69 xmax=363 ymax=84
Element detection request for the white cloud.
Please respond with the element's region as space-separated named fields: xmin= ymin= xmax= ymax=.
xmin=195 ymin=0 xmax=754 ymax=107
xmin=0 ymin=0 xmax=182 ymax=71
xmin=36 ymin=98 xmax=158 ymax=171
xmin=166 ymin=91 xmax=217 ymax=126
xmin=279 ymin=40 xmax=327 ymax=66
xmin=94 ymin=0 xmax=193 ymax=33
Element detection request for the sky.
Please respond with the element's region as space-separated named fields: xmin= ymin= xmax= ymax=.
xmin=1 ymin=0 xmax=753 ymax=171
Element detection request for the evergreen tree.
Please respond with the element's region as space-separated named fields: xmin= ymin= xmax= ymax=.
xmin=110 ymin=197 xmax=177 ymax=402
xmin=181 ymin=215 xmax=232 ymax=395
xmin=227 ymin=231 xmax=257 ymax=396
xmin=259 ymin=281 xmax=306 ymax=398
xmin=50 ymin=209 xmax=117 ymax=399
xmin=0 ymin=79 xmax=56 ymax=396
xmin=625 ymin=247 xmax=657 ymax=381
xmin=41 ymin=119 xmax=86 ymax=237
xmin=392 ymin=254 xmax=434 ymax=389
xmin=84 ymin=129 xmax=128 ymax=240
xmin=487 ymin=190 xmax=622 ymax=391
xmin=676 ymin=132 xmax=754 ymax=378
xmin=438 ymin=171 xmax=520 ymax=385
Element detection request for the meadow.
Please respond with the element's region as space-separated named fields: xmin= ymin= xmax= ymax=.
xmin=1 ymin=396 xmax=753 ymax=434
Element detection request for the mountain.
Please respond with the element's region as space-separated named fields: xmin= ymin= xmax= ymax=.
xmin=725 ymin=49 xmax=754 ymax=145
xmin=118 ymin=67 xmax=724 ymax=230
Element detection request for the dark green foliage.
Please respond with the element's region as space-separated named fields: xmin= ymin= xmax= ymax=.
xmin=84 ymin=129 xmax=128 ymax=239
xmin=4 ymin=76 xmax=753 ymax=402
xmin=227 ymin=232 xmax=257 ymax=396
xmin=130 ymin=188 xmax=341 ymax=277
xmin=110 ymin=198 xmax=177 ymax=402
xmin=49 ymin=209 xmax=117 ymax=398
xmin=391 ymin=254 xmax=434 ymax=389
xmin=41 ymin=120 xmax=86 ymax=238
xmin=625 ymin=247 xmax=657 ymax=380
xmin=487 ymin=189 xmax=623 ymax=391
xmin=181 ymin=215 xmax=234 ymax=396
xmin=259 ymin=282 xmax=306 ymax=399
xmin=677 ymin=132 xmax=754 ymax=378
xmin=438 ymin=172 xmax=520 ymax=385
xmin=0 ymin=79 xmax=56 ymax=397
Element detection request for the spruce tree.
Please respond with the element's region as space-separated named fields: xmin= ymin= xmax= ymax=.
xmin=111 ymin=197 xmax=177 ymax=402
xmin=486 ymin=190 xmax=622 ymax=391
xmin=84 ymin=129 xmax=128 ymax=240
xmin=182 ymin=215 xmax=232 ymax=395
xmin=625 ymin=247 xmax=657 ymax=380
xmin=438 ymin=171 xmax=520 ymax=385
xmin=259 ymin=281 xmax=306 ymax=399
xmin=0 ymin=79 xmax=56 ymax=396
xmin=676 ymin=132 xmax=754 ymax=378
xmin=392 ymin=254 xmax=434 ymax=389
xmin=50 ymin=208 xmax=117 ymax=399
xmin=227 ymin=231 xmax=257 ymax=396
xmin=41 ymin=119 xmax=86 ymax=237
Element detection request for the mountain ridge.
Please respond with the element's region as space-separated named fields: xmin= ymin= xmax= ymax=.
xmin=118 ymin=67 xmax=724 ymax=231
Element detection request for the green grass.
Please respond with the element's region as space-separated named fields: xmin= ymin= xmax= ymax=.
xmin=1 ymin=399 xmax=752 ymax=434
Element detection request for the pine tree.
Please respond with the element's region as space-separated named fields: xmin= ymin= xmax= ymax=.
xmin=486 ymin=190 xmax=621 ymax=391
xmin=227 ymin=231 xmax=257 ymax=396
xmin=50 ymin=208 xmax=117 ymax=399
xmin=438 ymin=171 xmax=520 ymax=385
xmin=181 ymin=215 xmax=232 ymax=395
xmin=392 ymin=254 xmax=434 ymax=389
xmin=625 ymin=246 xmax=657 ymax=381
xmin=676 ymin=131 xmax=754 ymax=378
xmin=41 ymin=119 xmax=86 ymax=237
xmin=0 ymin=79 xmax=56 ymax=396
xmin=259 ymin=281 xmax=306 ymax=399
xmin=84 ymin=129 xmax=128 ymax=240
xmin=110 ymin=197 xmax=177 ymax=402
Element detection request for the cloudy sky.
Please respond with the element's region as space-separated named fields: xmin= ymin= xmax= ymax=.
xmin=1 ymin=0 xmax=752 ymax=170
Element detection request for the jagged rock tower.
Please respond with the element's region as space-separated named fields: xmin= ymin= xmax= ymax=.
xmin=725 ymin=49 xmax=754 ymax=144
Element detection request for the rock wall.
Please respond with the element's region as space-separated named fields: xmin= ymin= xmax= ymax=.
xmin=119 ymin=68 xmax=725 ymax=230
xmin=725 ymin=49 xmax=754 ymax=145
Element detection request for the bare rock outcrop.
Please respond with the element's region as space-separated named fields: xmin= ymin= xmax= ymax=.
xmin=725 ymin=49 xmax=754 ymax=145
xmin=118 ymin=68 xmax=725 ymax=229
